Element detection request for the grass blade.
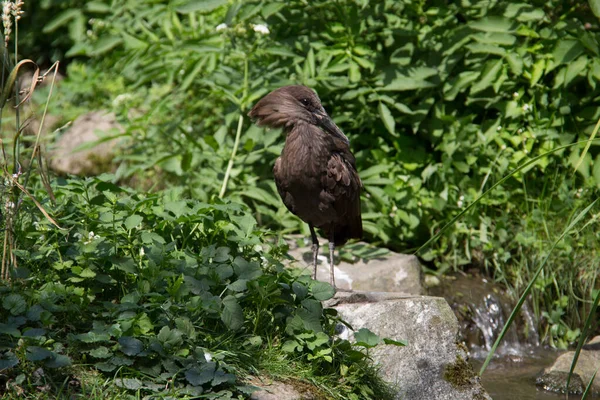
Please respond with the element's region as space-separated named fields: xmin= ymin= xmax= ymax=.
xmin=566 ymin=288 xmax=600 ymax=393
xmin=572 ymin=116 xmax=600 ymax=177
xmin=478 ymin=199 xmax=598 ymax=376
xmin=581 ymin=368 xmax=598 ymax=400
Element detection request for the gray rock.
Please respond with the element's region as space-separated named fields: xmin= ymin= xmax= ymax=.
xmin=328 ymin=292 xmax=491 ymax=400
xmin=248 ymin=377 xmax=316 ymax=400
xmin=537 ymin=335 xmax=600 ymax=394
xmin=286 ymin=239 xmax=423 ymax=294
xmin=49 ymin=111 xmax=122 ymax=176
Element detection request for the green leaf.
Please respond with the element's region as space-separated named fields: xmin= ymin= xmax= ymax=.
xmin=469 ymin=17 xmax=517 ymax=33
xmin=164 ymin=200 xmax=188 ymax=217
xmin=3 ymin=294 xmax=26 ymax=315
xmin=354 ymin=328 xmax=381 ymax=348
xmin=292 ymin=282 xmax=308 ymax=300
xmin=176 ymin=0 xmax=228 ymax=14
xmin=85 ymin=1 xmax=112 ymax=13
xmin=0 ymin=352 xmax=18 ymax=369
xmin=89 ymin=36 xmax=123 ymax=56
xmin=115 ymin=378 xmax=143 ymax=390
xmin=381 ymin=77 xmax=436 ymax=91
xmin=119 ymin=337 xmax=143 ymax=356
xmin=233 ymin=256 xmax=262 ymax=280
xmin=157 ymin=326 xmax=183 ymax=348
xmin=591 ymin=0 xmax=600 ymax=18
xmin=45 ymin=354 xmax=71 ymax=368
xmin=383 ymin=338 xmax=407 ymax=346
xmin=470 ymin=59 xmax=503 ymax=94
xmin=310 ymin=281 xmax=335 ymax=301
xmin=262 ymin=2 xmax=285 ymax=18
xmin=378 ymin=102 xmax=396 ymax=136
xmin=221 ymin=295 xmax=244 ymax=330
xmin=26 ymin=346 xmax=53 ymax=361
xmin=214 ymin=246 xmax=230 ymax=262
xmin=124 ymin=214 xmax=143 ymax=230
xmin=185 ymin=362 xmax=216 ymax=386
xmin=43 ymin=9 xmax=82 ymax=33
xmin=282 ymin=340 xmax=302 ymax=352
xmin=89 ymin=346 xmax=112 ymax=359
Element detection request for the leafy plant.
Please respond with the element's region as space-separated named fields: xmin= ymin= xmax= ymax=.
xmin=0 ymin=175 xmax=398 ymax=398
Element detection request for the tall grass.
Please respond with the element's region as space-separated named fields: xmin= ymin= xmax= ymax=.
xmin=0 ymin=1 xmax=60 ymax=280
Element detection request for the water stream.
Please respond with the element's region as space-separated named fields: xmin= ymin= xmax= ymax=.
xmin=429 ymin=273 xmax=598 ymax=400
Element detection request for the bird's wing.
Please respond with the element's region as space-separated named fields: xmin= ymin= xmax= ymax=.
xmin=273 ymin=157 xmax=297 ymax=215
xmin=322 ymin=150 xmax=362 ymax=244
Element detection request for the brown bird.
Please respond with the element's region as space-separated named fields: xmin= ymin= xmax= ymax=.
xmin=248 ymin=85 xmax=362 ymax=289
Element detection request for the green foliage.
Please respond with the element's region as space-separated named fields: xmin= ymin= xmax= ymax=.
xmin=0 ymin=175 xmax=396 ymax=398
xmin=22 ymin=0 xmax=600 ymax=345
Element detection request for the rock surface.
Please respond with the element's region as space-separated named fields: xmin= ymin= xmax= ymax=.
xmin=537 ymin=335 xmax=600 ymax=394
xmin=49 ymin=111 xmax=122 ymax=176
xmin=282 ymin=241 xmax=491 ymax=399
xmin=328 ymin=292 xmax=491 ymax=400
xmin=287 ymin=239 xmax=423 ymax=294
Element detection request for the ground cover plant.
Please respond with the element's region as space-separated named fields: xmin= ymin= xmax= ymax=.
xmin=3 ymin=0 xmax=600 ymax=397
xmin=0 ymin=175 xmax=396 ymax=398
xmin=0 ymin=2 xmax=401 ymax=398
xmin=33 ymin=0 xmax=600 ymax=346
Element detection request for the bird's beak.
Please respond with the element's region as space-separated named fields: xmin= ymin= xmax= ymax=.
xmin=315 ymin=108 xmax=350 ymax=144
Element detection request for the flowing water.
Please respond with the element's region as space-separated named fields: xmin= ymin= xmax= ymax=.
xmin=429 ymin=273 xmax=598 ymax=400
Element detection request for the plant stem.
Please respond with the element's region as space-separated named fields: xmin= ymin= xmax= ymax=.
xmin=219 ymin=56 xmax=248 ymax=199
xmin=219 ymin=114 xmax=244 ymax=199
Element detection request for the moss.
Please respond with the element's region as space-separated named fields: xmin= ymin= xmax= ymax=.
xmin=443 ymin=355 xmax=477 ymax=389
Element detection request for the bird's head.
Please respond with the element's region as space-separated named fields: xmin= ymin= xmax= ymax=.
xmin=248 ymin=85 xmax=349 ymax=144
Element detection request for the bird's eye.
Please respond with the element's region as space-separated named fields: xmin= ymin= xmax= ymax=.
xmin=300 ymin=98 xmax=310 ymax=106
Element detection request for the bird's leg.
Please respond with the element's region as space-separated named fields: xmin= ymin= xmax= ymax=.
xmin=309 ymin=225 xmax=319 ymax=280
xmin=328 ymin=230 xmax=336 ymax=290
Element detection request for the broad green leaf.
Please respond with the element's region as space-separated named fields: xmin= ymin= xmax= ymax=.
xmin=470 ymin=59 xmax=503 ymax=94
xmin=214 ymin=246 xmax=231 ymax=262
xmin=354 ymin=328 xmax=381 ymax=348
xmin=221 ymin=295 xmax=244 ymax=330
xmin=164 ymin=200 xmax=188 ymax=217
xmin=115 ymin=378 xmax=143 ymax=390
xmin=444 ymin=71 xmax=479 ymax=101
xmin=469 ymin=17 xmax=517 ymax=33
xmin=506 ymin=52 xmax=523 ymax=75
xmin=310 ymin=281 xmax=335 ymax=301
xmin=0 ymin=352 xmax=18 ymax=369
xmin=26 ymin=346 xmax=53 ymax=361
xmin=2 ymin=294 xmax=26 ymax=316
xmin=185 ymin=362 xmax=216 ymax=386
xmin=549 ymin=40 xmax=585 ymax=71
xmin=89 ymin=36 xmax=123 ymax=56
xmin=292 ymin=282 xmax=308 ymax=300
xmin=382 ymin=77 xmax=436 ymax=91
xmin=45 ymin=354 xmax=71 ymax=368
xmin=157 ymin=326 xmax=184 ymax=348
xmin=472 ymin=32 xmax=516 ymax=46
xmin=282 ymin=340 xmax=302 ymax=352
xmin=43 ymin=9 xmax=82 ymax=33
xmin=262 ymin=2 xmax=285 ymax=18
xmin=383 ymin=338 xmax=407 ymax=346
xmin=119 ymin=337 xmax=143 ymax=356
xmin=591 ymin=0 xmax=600 ymax=18
xmin=85 ymin=1 xmax=111 ymax=13
xmin=379 ymin=102 xmax=396 ymax=136
xmin=89 ymin=346 xmax=112 ymax=359
xmin=176 ymin=0 xmax=228 ymax=14
xmin=124 ymin=214 xmax=143 ymax=230
xmin=466 ymin=43 xmax=506 ymax=56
